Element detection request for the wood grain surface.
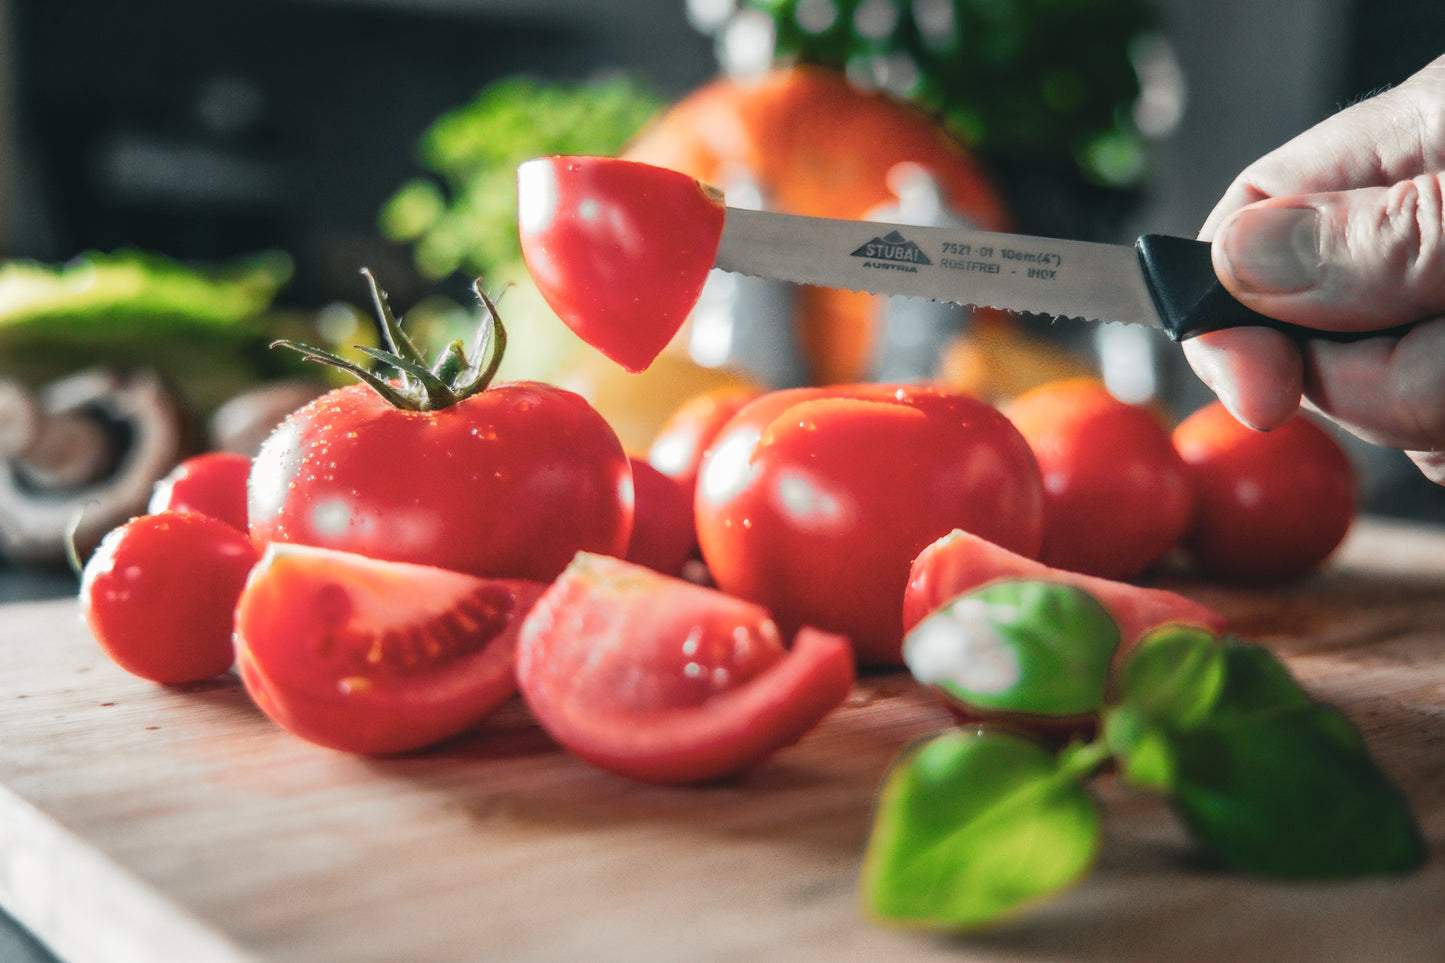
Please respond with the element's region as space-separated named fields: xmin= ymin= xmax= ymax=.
xmin=2 ymin=516 xmax=1443 ymax=963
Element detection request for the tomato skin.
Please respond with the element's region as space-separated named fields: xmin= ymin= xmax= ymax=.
xmin=1003 ymin=378 xmax=1192 ymax=580
xmin=80 ymin=512 xmax=259 ymax=684
xmin=516 ymin=552 xmax=855 ymax=785
xmin=248 ymin=381 xmax=633 ymax=583
xmin=234 ymin=543 xmax=547 ymax=755
xmin=1172 ymin=401 xmax=1357 ymax=584
xmin=647 ymin=385 xmax=763 ymax=493
xmin=148 ymin=451 xmax=252 ymax=532
xmin=517 ymin=156 xmax=726 ymax=373
xmin=695 ymin=384 xmax=1044 ymax=666
xmin=903 ymin=528 xmax=1226 ymax=652
xmin=625 ymin=456 xmax=697 ymax=577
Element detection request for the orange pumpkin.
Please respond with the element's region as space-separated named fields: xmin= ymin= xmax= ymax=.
xmin=623 ymin=65 xmax=1013 ymax=385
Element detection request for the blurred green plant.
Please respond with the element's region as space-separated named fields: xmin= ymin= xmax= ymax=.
xmin=379 ymin=75 xmax=666 ymax=282
xmin=0 ymin=249 xmax=313 ymax=413
xmin=740 ymin=0 xmax=1157 ymax=187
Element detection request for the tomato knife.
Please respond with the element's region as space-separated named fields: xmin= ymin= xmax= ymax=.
xmin=712 ymin=207 xmax=1357 ymax=342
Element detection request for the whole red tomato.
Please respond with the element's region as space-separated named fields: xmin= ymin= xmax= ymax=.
xmin=235 ymin=543 xmax=546 ymax=755
xmin=694 ymin=384 xmax=1044 ymax=666
xmin=1172 ymin=401 xmax=1356 ymax=584
xmin=148 ymin=451 xmax=252 ymax=532
xmin=249 ymin=275 xmax=633 ymax=583
xmin=1003 ymin=378 xmax=1192 ymax=580
xmin=517 ymin=155 xmax=725 ymax=373
xmin=81 ymin=511 xmax=259 ymax=684
xmin=625 ymin=455 xmax=697 ymax=577
xmin=647 ymin=385 xmax=763 ymax=493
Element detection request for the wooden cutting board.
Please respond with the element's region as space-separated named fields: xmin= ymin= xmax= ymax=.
xmin=2 ymin=516 xmax=1443 ymax=963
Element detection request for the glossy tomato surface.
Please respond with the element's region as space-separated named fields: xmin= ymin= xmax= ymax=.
xmin=694 ymin=384 xmax=1044 ymax=666
xmin=1003 ymin=378 xmax=1192 ymax=580
xmin=517 ymin=155 xmax=726 ymax=373
xmin=1172 ymin=401 xmax=1356 ymax=584
xmin=516 ymin=552 xmax=854 ymax=785
xmin=248 ymin=381 xmax=633 ymax=583
xmin=625 ymin=455 xmax=697 ymax=577
xmin=81 ymin=511 xmax=259 ymax=684
xmin=235 ymin=543 xmax=546 ymax=755
xmin=647 ymin=385 xmax=763 ymax=493
xmin=148 ymin=451 xmax=252 ymax=531
xmin=903 ymin=528 xmax=1226 ymax=652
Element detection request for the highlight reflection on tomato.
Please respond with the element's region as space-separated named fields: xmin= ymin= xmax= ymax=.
xmin=695 ymin=384 xmax=1044 ymax=666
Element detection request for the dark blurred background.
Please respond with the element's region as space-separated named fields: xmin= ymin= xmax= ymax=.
xmin=3 ymin=0 xmax=1442 ymax=302
xmin=1 ymin=0 xmax=1444 ymax=522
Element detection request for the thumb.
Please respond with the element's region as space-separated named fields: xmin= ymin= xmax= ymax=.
xmin=1212 ymin=174 xmax=1445 ymax=332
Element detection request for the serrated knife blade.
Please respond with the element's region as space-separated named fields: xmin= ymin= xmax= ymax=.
xmin=713 ymin=206 xmax=1333 ymax=342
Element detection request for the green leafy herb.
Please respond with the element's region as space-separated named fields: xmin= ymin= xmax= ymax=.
xmin=903 ymin=580 xmax=1119 ymax=717
xmin=1107 ymin=629 xmax=1426 ymax=879
xmin=0 ymin=249 xmax=304 ymax=412
xmin=861 ymin=728 xmax=1105 ymax=929
xmin=738 ymin=0 xmax=1156 ymax=187
xmin=380 ymin=75 xmax=665 ymax=281
xmin=866 ymin=581 xmax=1426 ymax=932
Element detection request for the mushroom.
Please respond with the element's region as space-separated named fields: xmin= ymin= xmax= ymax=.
xmin=0 ymin=368 xmax=191 ymax=565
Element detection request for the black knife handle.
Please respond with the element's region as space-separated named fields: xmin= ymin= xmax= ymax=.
xmin=1135 ymin=234 xmax=1388 ymax=344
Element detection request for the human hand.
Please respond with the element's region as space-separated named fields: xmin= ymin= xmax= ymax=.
xmin=1182 ymin=55 xmax=1445 ymax=484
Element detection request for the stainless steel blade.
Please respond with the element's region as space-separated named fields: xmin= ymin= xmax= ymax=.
xmin=714 ymin=207 xmax=1163 ymax=330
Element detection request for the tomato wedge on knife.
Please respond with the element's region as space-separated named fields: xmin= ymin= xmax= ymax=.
xmin=517 ymin=155 xmax=725 ymax=372
xmin=516 ymin=552 xmax=855 ymax=784
xmin=235 ymin=543 xmax=546 ymax=755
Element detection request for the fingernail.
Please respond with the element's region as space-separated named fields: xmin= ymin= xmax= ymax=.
xmin=1220 ymin=206 xmax=1322 ymax=293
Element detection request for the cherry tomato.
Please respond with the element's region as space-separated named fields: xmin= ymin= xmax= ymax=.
xmin=148 ymin=451 xmax=252 ymax=531
xmin=1172 ymin=401 xmax=1357 ymax=584
xmin=695 ymin=384 xmax=1044 ymax=666
xmin=80 ymin=511 xmax=259 ymax=684
xmin=517 ymin=156 xmax=726 ymax=373
xmin=1003 ymin=378 xmax=1192 ymax=580
xmin=903 ymin=528 xmax=1226 ymax=652
xmin=625 ymin=455 xmax=697 ymax=577
xmin=234 ymin=543 xmax=547 ymax=755
xmin=516 ymin=552 xmax=854 ymax=784
xmin=647 ymin=385 xmax=763 ymax=493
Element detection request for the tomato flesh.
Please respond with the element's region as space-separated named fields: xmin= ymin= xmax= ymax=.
xmin=516 ymin=552 xmax=855 ymax=784
xmin=81 ymin=511 xmax=259 ymax=684
xmin=234 ymin=543 xmax=546 ymax=755
xmin=695 ymin=384 xmax=1044 ymax=666
xmin=517 ymin=156 xmax=726 ymax=373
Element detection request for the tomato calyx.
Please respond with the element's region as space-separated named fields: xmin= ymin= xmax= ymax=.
xmin=272 ymin=269 xmax=507 ymax=412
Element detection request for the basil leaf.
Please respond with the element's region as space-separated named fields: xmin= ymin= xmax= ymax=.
xmin=1209 ymin=637 xmax=1315 ymax=716
xmin=1115 ymin=624 xmax=1226 ymax=728
xmin=861 ymin=729 xmax=1102 ymax=929
xmin=1168 ymin=702 xmax=1426 ymax=878
xmin=903 ymin=580 xmax=1119 ymax=717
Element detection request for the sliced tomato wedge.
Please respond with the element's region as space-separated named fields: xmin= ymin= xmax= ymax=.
xmin=517 ymin=155 xmax=726 ymax=373
xmin=234 ymin=543 xmax=546 ymax=755
xmin=904 ymin=528 xmax=1227 ymax=654
xmin=516 ymin=552 xmax=855 ymax=784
